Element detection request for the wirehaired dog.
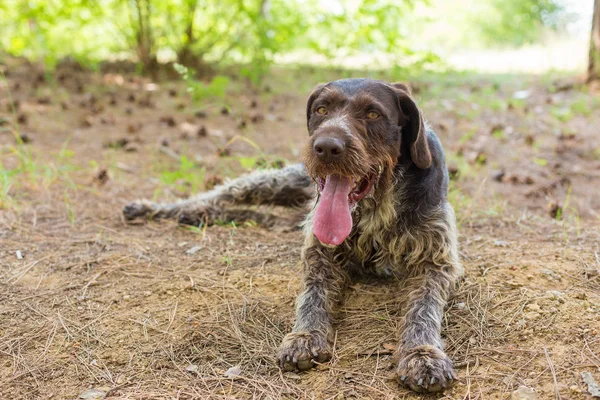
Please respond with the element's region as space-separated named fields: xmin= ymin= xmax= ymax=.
xmin=123 ymin=78 xmax=462 ymax=393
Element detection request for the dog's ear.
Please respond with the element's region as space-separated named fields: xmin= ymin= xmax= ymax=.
xmin=306 ymin=84 xmax=326 ymax=130
xmin=392 ymin=83 xmax=431 ymax=169
xmin=391 ymin=82 xmax=412 ymax=95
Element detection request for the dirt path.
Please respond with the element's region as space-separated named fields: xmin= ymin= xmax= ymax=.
xmin=1 ymin=60 xmax=599 ymax=399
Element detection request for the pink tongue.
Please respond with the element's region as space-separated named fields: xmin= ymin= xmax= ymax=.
xmin=313 ymin=175 xmax=353 ymax=246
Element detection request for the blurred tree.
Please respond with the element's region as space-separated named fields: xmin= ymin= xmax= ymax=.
xmin=589 ymin=0 xmax=600 ymax=82
xmin=130 ymin=0 xmax=157 ymax=73
xmin=0 ymin=0 xmax=576 ymax=78
xmin=478 ymin=0 xmax=567 ymax=46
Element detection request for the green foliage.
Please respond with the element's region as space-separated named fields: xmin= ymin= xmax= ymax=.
xmin=478 ymin=0 xmax=568 ymax=46
xmin=174 ymin=63 xmax=229 ymax=102
xmin=159 ymin=155 xmax=206 ymax=194
xmin=550 ymin=106 xmax=574 ymax=122
xmin=0 ymin=0 xmax=576 ymax=76
xmin=0 ymin=0 xmax=440 ymax=75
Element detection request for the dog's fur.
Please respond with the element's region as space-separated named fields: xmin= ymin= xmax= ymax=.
xmin=123 ymin=78 xmax=462 ymax=393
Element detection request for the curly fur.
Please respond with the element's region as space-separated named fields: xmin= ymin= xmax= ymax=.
xmin=123 ymin=78 xmax=463 ymax=394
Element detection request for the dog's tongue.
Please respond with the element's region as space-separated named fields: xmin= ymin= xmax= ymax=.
xmin=313 ymin=174 xmax=353 ymax=246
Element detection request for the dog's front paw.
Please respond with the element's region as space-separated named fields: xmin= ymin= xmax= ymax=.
xmin=277 ymin=331 xmax=331 ymax=372
xmin=123 ymin=200 xmax=154 ymax=220
xmin=395 ymin=345 xmax=456 ymax=393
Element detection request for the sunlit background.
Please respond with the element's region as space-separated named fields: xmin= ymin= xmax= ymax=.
xmin=0 ymin=0 xmax=595 ymax=75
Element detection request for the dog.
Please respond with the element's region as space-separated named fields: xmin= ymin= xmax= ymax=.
xmin=123 ymin=78 xmax=462 ymax=393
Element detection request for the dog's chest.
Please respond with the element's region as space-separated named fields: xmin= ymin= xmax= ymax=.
xmin=346 ymin=218 xmax=405 ymax=275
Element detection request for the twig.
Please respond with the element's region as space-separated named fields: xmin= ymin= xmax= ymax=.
xmin=10 ymin=255 xmax=52 ymax=284
xmin=166 ymin=301 xmax=178 ymax=332
xmin=57 ymin=311 xmax=74 ymax=341
xmin=81 ymin=271 xmax=105 ymax=297
xmin=159 ymin=145 xmax=182 ymax=161
xmin=544 ymin=346 xmax=561 ymax=400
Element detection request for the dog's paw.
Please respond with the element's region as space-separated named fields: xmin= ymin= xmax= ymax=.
xmin=123 ymin=200 xmax=153 ymax=220
xmin=277 ymin=331 xmax=331 ymax=372
xmin=177 ymin=205 xmax=217 ymax=227
xmin=395 ymin=345 xmax=456 ymax=393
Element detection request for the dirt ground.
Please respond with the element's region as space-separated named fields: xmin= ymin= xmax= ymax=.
xmin=1 ymin=58 xmax=599 ymax=399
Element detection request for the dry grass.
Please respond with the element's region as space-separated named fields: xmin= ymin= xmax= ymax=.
xmin=1 ymin=58 xmax=599 ymax=399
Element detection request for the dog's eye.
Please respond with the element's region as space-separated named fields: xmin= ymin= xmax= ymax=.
xmin=367 ymin=111 xmax=380 ymax=119
xmin=316 ymin=106 xmax=328 ymax=115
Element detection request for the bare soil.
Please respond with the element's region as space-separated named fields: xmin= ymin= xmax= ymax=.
xmin=1 ymin=59 xmax=599 ymax=399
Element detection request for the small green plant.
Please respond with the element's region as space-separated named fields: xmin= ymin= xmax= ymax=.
xmin=159 ymin=155 xmax=206 ymax=195
xmin=550 ymin=106 xmax=573 ymax=123
xmin=448 ymin=183 xmax=473 ymax=226
xmin=0 ymin=168 xmax=15 ymax=209
xmin=570 ymin=98 xmax=592 ymax=116
xmin=489 ymin=99 xmax=507 ymax=111
xmin=220 ymin=135 xmax=288 ymax=171
xmin=533 ymin=157 xmax=548 ymax=167
xmin=221 ymin=255 xmax=233 ymax=267
xmin=458 ymin=129 xmax=476 ymax=145
xmin=491 ymin=128 xmax=505 ymax=140
xmin=173 ymin=63 xmax=229 ymax=103
xmin=64 ymin=190 xmax=76 ymax=224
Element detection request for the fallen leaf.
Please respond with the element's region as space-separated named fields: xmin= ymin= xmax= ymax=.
xmin=582 ymin=372 xmax=600 ymax=397
xmin=224 ymin=365 xmax=242 ymax=379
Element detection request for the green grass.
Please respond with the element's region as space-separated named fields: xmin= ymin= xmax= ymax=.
xmin=550 ymin=106 xmax=574 ymax=122
xmin=155 ymin=155 xmax=206 ymax=198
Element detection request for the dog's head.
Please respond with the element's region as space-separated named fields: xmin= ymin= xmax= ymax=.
xmin=303 ymin=78 xmax=431 ymax=246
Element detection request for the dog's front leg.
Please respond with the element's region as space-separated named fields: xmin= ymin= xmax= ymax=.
xmin=278 ymin=242 xmax=348 ymax=371
xmin=395 ymin=264 xmax=457 ymax=393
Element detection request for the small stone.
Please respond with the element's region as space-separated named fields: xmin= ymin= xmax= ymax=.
xmin=525 ymin=303 xmax=540 ymax=312
xmin=524 ymin=312 xmax=541 ymax=320
xmin=511 ymin=385 xmax=537 ymax=400
xmin=575 ymin=292 xmax=588 ymax=300
xmin=179 ymin=122 xmax=202 ymax=138
xmin=224 ymin=365 xmax=242 ymax=379
xmin=159 ymin=115 xmax=176 ymax=127
xmin=78 ymin=388 xmax=107 ymax=399
xmin=186 ymin=364 xmax=199 ymax=374
xmin=186 ymin=246 xmax=201 ymax=255
xmin=582 ymin=371 xmax=600 ymax=397
xmin=545 ymin=290 xmax=564 ymax=299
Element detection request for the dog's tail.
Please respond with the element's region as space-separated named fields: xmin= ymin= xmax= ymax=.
xmin=123 ymin=163 xmax=316 ymax=221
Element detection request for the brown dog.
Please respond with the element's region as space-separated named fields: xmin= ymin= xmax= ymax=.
xmin=124 ymin=78 xmax=462 ymax=393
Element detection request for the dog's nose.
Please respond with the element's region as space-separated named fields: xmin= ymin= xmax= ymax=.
xmin=313 ymin=137 xmax=345 ymax=163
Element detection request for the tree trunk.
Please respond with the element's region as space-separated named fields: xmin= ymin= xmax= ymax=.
xmin=133 ymin=0 xmax=157 ymax=75
xmin=588 ymin=0 xmax=600 ymax=82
